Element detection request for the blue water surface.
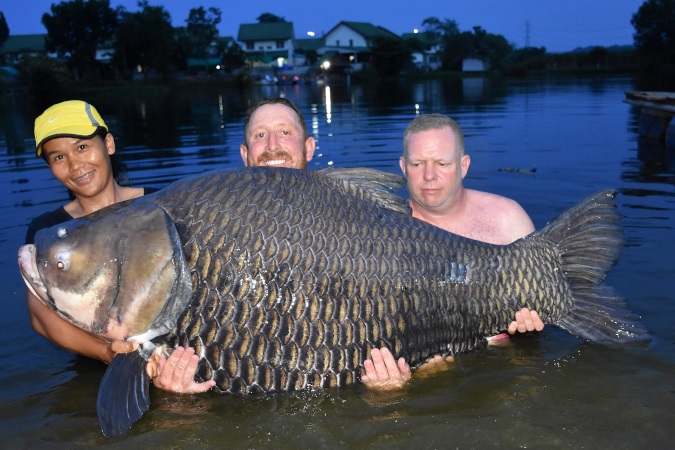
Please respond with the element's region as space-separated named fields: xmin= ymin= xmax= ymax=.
xmin=0 ymin=75 xmax=673 ymax=448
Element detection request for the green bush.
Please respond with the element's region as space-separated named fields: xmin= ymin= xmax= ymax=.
xmin=17 ymin=54 xmax=71 ymax=96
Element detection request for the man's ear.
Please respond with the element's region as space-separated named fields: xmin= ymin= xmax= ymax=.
xmin=399 ymin=156 xmax=407 ymax=177
xmin=304 ymin=136 xmax=316 ymax=162
xmin=239 ymin=144 xmax=250 ymax=166
xmin=461 ymin=154 xmax=470 ymax=179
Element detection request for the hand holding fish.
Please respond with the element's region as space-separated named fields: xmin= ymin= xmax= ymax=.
xmin=146 ymin=347 xmax=216 ymax=394
xmin=361 ymin=348 xmax=412 ymax=391
xmin=508 ymin=308 xmax=545 ymax=335
xmin=107 ymin=339 xmax=138 ymax=361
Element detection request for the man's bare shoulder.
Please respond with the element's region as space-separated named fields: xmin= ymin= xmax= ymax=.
xmin=465 ymin=189 xmax=522 ymax=212
xmin=465 ymin=189 xmax=535 ymax=241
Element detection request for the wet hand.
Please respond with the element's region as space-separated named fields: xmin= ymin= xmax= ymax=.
xmin=414 ymin=354 xmax=455 ymax=378
xmin=362 ymin=347 xmax=411 ymax=391
xmin=508 ymin=308 xmax=544 ymax=334
xmin=107 ymin=339 xmax=138 ymax=362
xmin=146 ymin=346 xmax=216 ymax=394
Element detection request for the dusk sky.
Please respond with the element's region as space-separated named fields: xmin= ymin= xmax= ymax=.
xmin=2 ymin=0 xmax=646 ymax=52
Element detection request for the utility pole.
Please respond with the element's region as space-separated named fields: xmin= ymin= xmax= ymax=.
xmin=525 ymin=20 xmax=531 ymax=48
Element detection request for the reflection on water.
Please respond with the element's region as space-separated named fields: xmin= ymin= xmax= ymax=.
xmin=1 ymin=76 xmax=674 ymax=448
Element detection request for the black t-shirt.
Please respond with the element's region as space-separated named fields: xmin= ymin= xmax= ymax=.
xmin=25 ymin=187 xmax=159 ymax=245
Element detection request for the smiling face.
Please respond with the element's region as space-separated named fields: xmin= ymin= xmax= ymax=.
xmin=240 ymin=103 xmax=315 ymax=169
xmin=42 ymin=133 xmax=115 ymax=199
xmin=400 ymin=126 xmax=470 ymax=214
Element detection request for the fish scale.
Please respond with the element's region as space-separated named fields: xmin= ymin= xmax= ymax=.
xmin=19 ymin=167 xmax=650 ymax=437
xmin=147 ymin=168 xmax=564 ymax=394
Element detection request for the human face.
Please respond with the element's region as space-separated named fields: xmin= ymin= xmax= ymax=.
xmin=399 ymin=127 xmax=470 ymax=213
xmin=42 ymin=134 xmax=115 ymax=198
xmin=240 ymin=103 xmax=315 ymax=169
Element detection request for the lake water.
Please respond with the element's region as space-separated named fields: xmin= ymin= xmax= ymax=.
xmin=1 ymin=76 xmax=673 ymax=448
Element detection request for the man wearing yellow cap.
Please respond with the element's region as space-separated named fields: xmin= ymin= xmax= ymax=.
xmin=26 ymin=100 xmax=215 ymax=395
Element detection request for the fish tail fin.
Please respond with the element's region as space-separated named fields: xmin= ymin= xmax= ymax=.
xmin=535 ymin=190 xmax=650 ymax=344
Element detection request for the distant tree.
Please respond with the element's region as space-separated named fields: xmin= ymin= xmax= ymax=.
xmin=631 ymin=0 xmax=675 ymax=67
xmin=184 ymin=6 xmax=221 ymax=58
xmin=503 ymin=46 xmax=548 ymax=74
xmin=41 ymin=0 xmax=118 ymax=80
xmin=441 ymin=26 xmax=512 ymax=71
xmin=173 ymin=27 xmax=190 ymax=71
xmin=0 ymin=12 xmax=9 ymax=49
xmin=257 ymin=13 xmax=286 ymax=23
xmin=17 ymin=53 xmax=71 ymax=96
xmin=421 ymin=17 xmax=459 ymax=57
xmin=440 ymin=31 xmax=474 ymax=70
xmin=304 ymin=49 xmax=319 ymax=66
xmin=471 ymin=26 xmax=513 ymax=70
xmin=113 ymin=1 xmax=175 ymax=78
xmin=589 ymin=46 xmax=609 ymax=67
xmin=215 ymin=37 xmax=246 ymax=72
xmin=421 ymin=17 xmax=459 ymax=40
xmin=371 ymin=36 xmax=412 ymax=78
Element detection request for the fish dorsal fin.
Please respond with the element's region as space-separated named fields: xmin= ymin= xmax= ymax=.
xmin=316 ymin=167 xmax=411 ymax=215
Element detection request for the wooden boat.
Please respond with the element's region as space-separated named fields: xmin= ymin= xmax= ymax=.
xmin=625 ymin=91 xmax=675 ymax=148
xmin=625 ymin=91 xmax=675 ymax=105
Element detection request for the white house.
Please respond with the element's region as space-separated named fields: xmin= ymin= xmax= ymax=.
xmin=237 ymin=22 xmax=295 ymax=67
xmin=462 ymin=58 xmax=490 ymax=72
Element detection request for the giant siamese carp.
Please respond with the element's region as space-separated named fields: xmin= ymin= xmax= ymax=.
xmin=18 ymin=167 xmax=649 ymax=437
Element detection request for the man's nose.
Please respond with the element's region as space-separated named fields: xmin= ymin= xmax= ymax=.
xmin=423 ymin=165 xmax=436 ymax=180
xmin=266 ymin=131 xmax=280 ymax=151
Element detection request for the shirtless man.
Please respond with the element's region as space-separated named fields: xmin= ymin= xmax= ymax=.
xmin=361 ymin=113 xmax=544 ymax=390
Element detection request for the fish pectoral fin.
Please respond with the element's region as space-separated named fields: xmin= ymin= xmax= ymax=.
xmin=96 ymin=350 xmax=150 ymax=438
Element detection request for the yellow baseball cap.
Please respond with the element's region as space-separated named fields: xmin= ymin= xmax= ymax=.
xmin=34 ymin=100 xmax=108 ymax=156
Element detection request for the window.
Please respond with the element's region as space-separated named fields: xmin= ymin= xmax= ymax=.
xmin=246 ymin=42 xmax=254 ymax=50
xmin=276 ymin=40 xmax=285 ymax=49
xmin=349 ymin=39 xmax=353 ymax=47
xmin=335 ymin=40 xmax=340 ymax=47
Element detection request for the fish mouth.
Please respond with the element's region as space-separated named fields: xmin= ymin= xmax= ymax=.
xmin=18 ymin=245 xmax=50 ymax=303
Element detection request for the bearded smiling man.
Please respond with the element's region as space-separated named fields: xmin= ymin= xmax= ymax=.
xmin=240 ymin=98 xmax=315 ymax=169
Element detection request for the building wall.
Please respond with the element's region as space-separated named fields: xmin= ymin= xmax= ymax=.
xmin=462 ymin=58 xmax=489 ymax=72
xmin=324 ymin=25 xmax=367 ymax=48
xmin=251 ymin=39 xmax=289 ymax=51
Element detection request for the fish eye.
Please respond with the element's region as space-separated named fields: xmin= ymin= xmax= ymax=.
xmin=54 ymin=249 xmax=71 ymax=271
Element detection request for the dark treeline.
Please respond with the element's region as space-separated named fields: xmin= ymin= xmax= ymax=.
xmin=0 ymin=0 xmax=673 ymax=95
